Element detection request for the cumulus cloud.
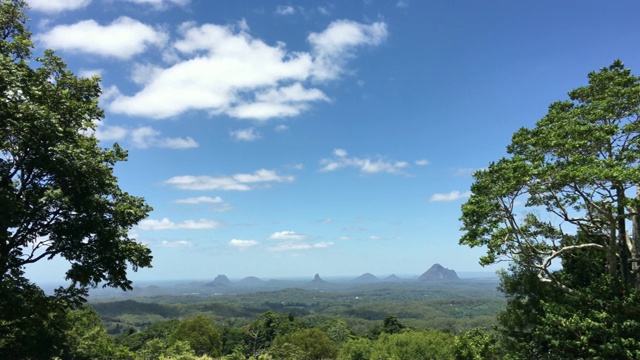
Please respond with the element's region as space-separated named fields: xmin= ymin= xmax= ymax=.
xmin=269 ymin=231 xmax=308 ymax=241
xmin=308 ymin=20 xmax=388 ymax=81
xmin=37 ymin=17 xmax=167 ymax=59
xmin=174 ymin=196 xmax=223 ymax=204
xmin=29 ymin=0 xmax=91 ymax=13
xmin=108 ymin=19 xmax=385 ymax=120
xmin=165 ymin=169 xmax=294 ymax=191
xmin=230 ymin=128 xmax=261 ymax=141
xmin=429 ymin=191 xmax=472 ymax=202
xmin=138 ymin=218 xmax=225 ymax=231
xmin=78 ymin=68 xmax=103 ymax=78
xmin=229 ymin=239 xmax=259 ymax=249
xmin=415 ymin=159 xmax=430 ymax=166
xmin=320 ymin=149 xmax=409 ymax=174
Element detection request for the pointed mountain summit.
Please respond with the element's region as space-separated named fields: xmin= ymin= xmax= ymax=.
xmin=307 ymin=273 xmax=329 ymax=287
xmin=384 ymin=274 xmax=402 ymax=282
xmin=205 ymin=274 xmax=232 ymax=287
xmin=418 ymin=264 xmax=459 ymax=281
xmin=353 ymin=273 xmax=379 ymax=283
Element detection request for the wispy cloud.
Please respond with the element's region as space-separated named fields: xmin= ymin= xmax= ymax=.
xmin=415 ymin=159 xmax=430 ymax=166
xmin=269 ymin=231 xmax=308 ymax=241
xmin=230 ymin=128 xmax=261 ymax=141
xmin=159 ymin=240 xmax=192 ymax=247
xmin=165 ymin=169 xmax=294 ymax=191
xmin=320 ymin=149 xmax=409 ymax=174
xmin=229 ymin=239 xmax=259 ymax=249
xmin=174 ymin=196 xmax=223 ymax=204
xmin=94 ymin=122 xmax=198 ymax=149
xmin=275 ymin=5 xmax=295 ymax=15
xmin=267 ymin=241 xmax=333 ymax=252
xmin=429 ymin=191 xmax=472 ymax=202
xmin=137 ymin=218 xmax=225 ymax=231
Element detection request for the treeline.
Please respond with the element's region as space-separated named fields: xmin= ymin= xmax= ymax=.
xmin=67 ymin=306 xmax=499 ymax=359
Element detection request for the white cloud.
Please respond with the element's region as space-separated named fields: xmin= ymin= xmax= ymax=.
xmin=453 ymin=168 xmax=478 ymax=176
xmin=78 ymin=68 xmax=102 ymax=78
xmin=338 ymin=236 xmax=350 ymax=240
xmin=370 ymin=235 xmax=381 ymax=240
xmin=320 ymin=149 xmax=409 ymax=174
xmin=415 ymin=159 xmax=430 ymax=166
xmin=29 ymin=0 xmax=91 ymax=13
xmin=174 ymin=196 xmax=223 ymax=204
xmin=165 ymin=169 xmax=294 ymax=191
xmin=318 ymin=218 xmax=332 ymax=223
xmin=230 ymin=128 xmax=261 ymax=141
xmin=37 ymin=17 xmax=167 ymax=59
xmin=124 ymin=0 xmax=190 ymax=9
xmin=95 ymin=124 xmax=127 ymax=141
xmin=429 ymin=191 xmax=472 ymax=202
xmin=396 ymin=0 xmax=409 ymax=8
xmin=274 ymin=124 xmax=289 ymax=132
xmin=138 ymin=218 xmax=225 ymax=231
xmin=267 ymin=241 xmax=333 ymax=252
xmin=308 ymin=20 xmax=388 ymax=81
xmin=269 ymin=231 xmax=308 ymax=241
xmin=159 ymin=240 xmax=192 ymax=247
xmin=108 ymin=19 xmax=385 ymax=120
xmin=130 ymin=126 xmax=198 ymax=149
xmin=229 ymin=239 xmax=259 ymax=249
xmin=276 ymin=5 xmax=295 ymax=15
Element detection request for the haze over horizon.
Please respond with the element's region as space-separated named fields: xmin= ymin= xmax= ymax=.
xmin=23 ymin=0 xmax=640 ymax=283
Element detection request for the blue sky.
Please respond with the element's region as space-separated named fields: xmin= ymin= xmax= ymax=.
xmin=25 ymin=0 xmax=640 ymax=282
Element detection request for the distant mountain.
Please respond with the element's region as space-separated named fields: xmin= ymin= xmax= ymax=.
xmin=418 ymin=264 xmax=459 ymax=281
xmin=353 ymin=273 xmax=379 ymax=283
xmin=384 ymin=274 xmax=402 ymax=282
xmin=307 ymin=273 xmax=329 ymax=287
xmin=205 ymin=274 xmax=232 ymax=287
xmin=238 ymin=276 xmax=265 ymax=286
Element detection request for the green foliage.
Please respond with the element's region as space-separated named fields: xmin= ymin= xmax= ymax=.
xmin=338 ymin=337 xmax=374 ymax=360
xmin=369 ymin=329 xmax=455 ymax=360
xmin=270 ymin=328 xmax=339 ymax=360
xmin=460 ymin=61 xmax=640 ymax=357
xmin=453 ymin=328 xmax=499 ymax=360
xmin=0 ymin=0 xmax=152 ymax=356
xmin=171 ymin=315 xmax=222 ymax=357
xmin=64 ymin=305 xmax=115 ymax=359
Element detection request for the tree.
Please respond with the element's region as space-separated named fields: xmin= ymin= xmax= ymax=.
xmin=170 ymin=315 xmax=222 ymax=357
xmin=460 ymin=61 xmax=640 ymax=357
xmin=270 ymin=328 xmax=339 ymax=360
xmin=460 ymin=60 xmax=640 ymax=290
xmin=0 ymin=0 xmax=152 ymax=356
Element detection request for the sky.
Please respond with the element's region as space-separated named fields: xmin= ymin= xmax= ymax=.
xmin=23 ymin=0 xmax=640 ymax=283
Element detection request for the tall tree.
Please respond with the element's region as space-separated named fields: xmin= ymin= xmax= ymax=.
xmin=460 ymin=61 xmax=640 ymax=357
xmin=460 ymin=60 xmax=640 ymax=291
xmin=0 ymin=0 xmax=152 ymax=356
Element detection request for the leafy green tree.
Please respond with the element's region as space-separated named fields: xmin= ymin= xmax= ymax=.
xmin=243 ymin=310 xmax=297 ymax=357
xmin=460 ymin=61 xmax=640 ymax=358
xmin=453 ymin=327 xmax=500 ymax=360
xmin=0 ymin=0 xmax=152 ymax=356
xmin=170 ymin=315 xmax=222 ymax=357
xmin=270 ymin=328 xmax=339 ymax=360
xmin=338 ymin=337 xmax=374 ymax=360
xmin=64 ymin=305 xmax=116 ymax=359
xmin=370 ymin=330 xmax=455 ymax=360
